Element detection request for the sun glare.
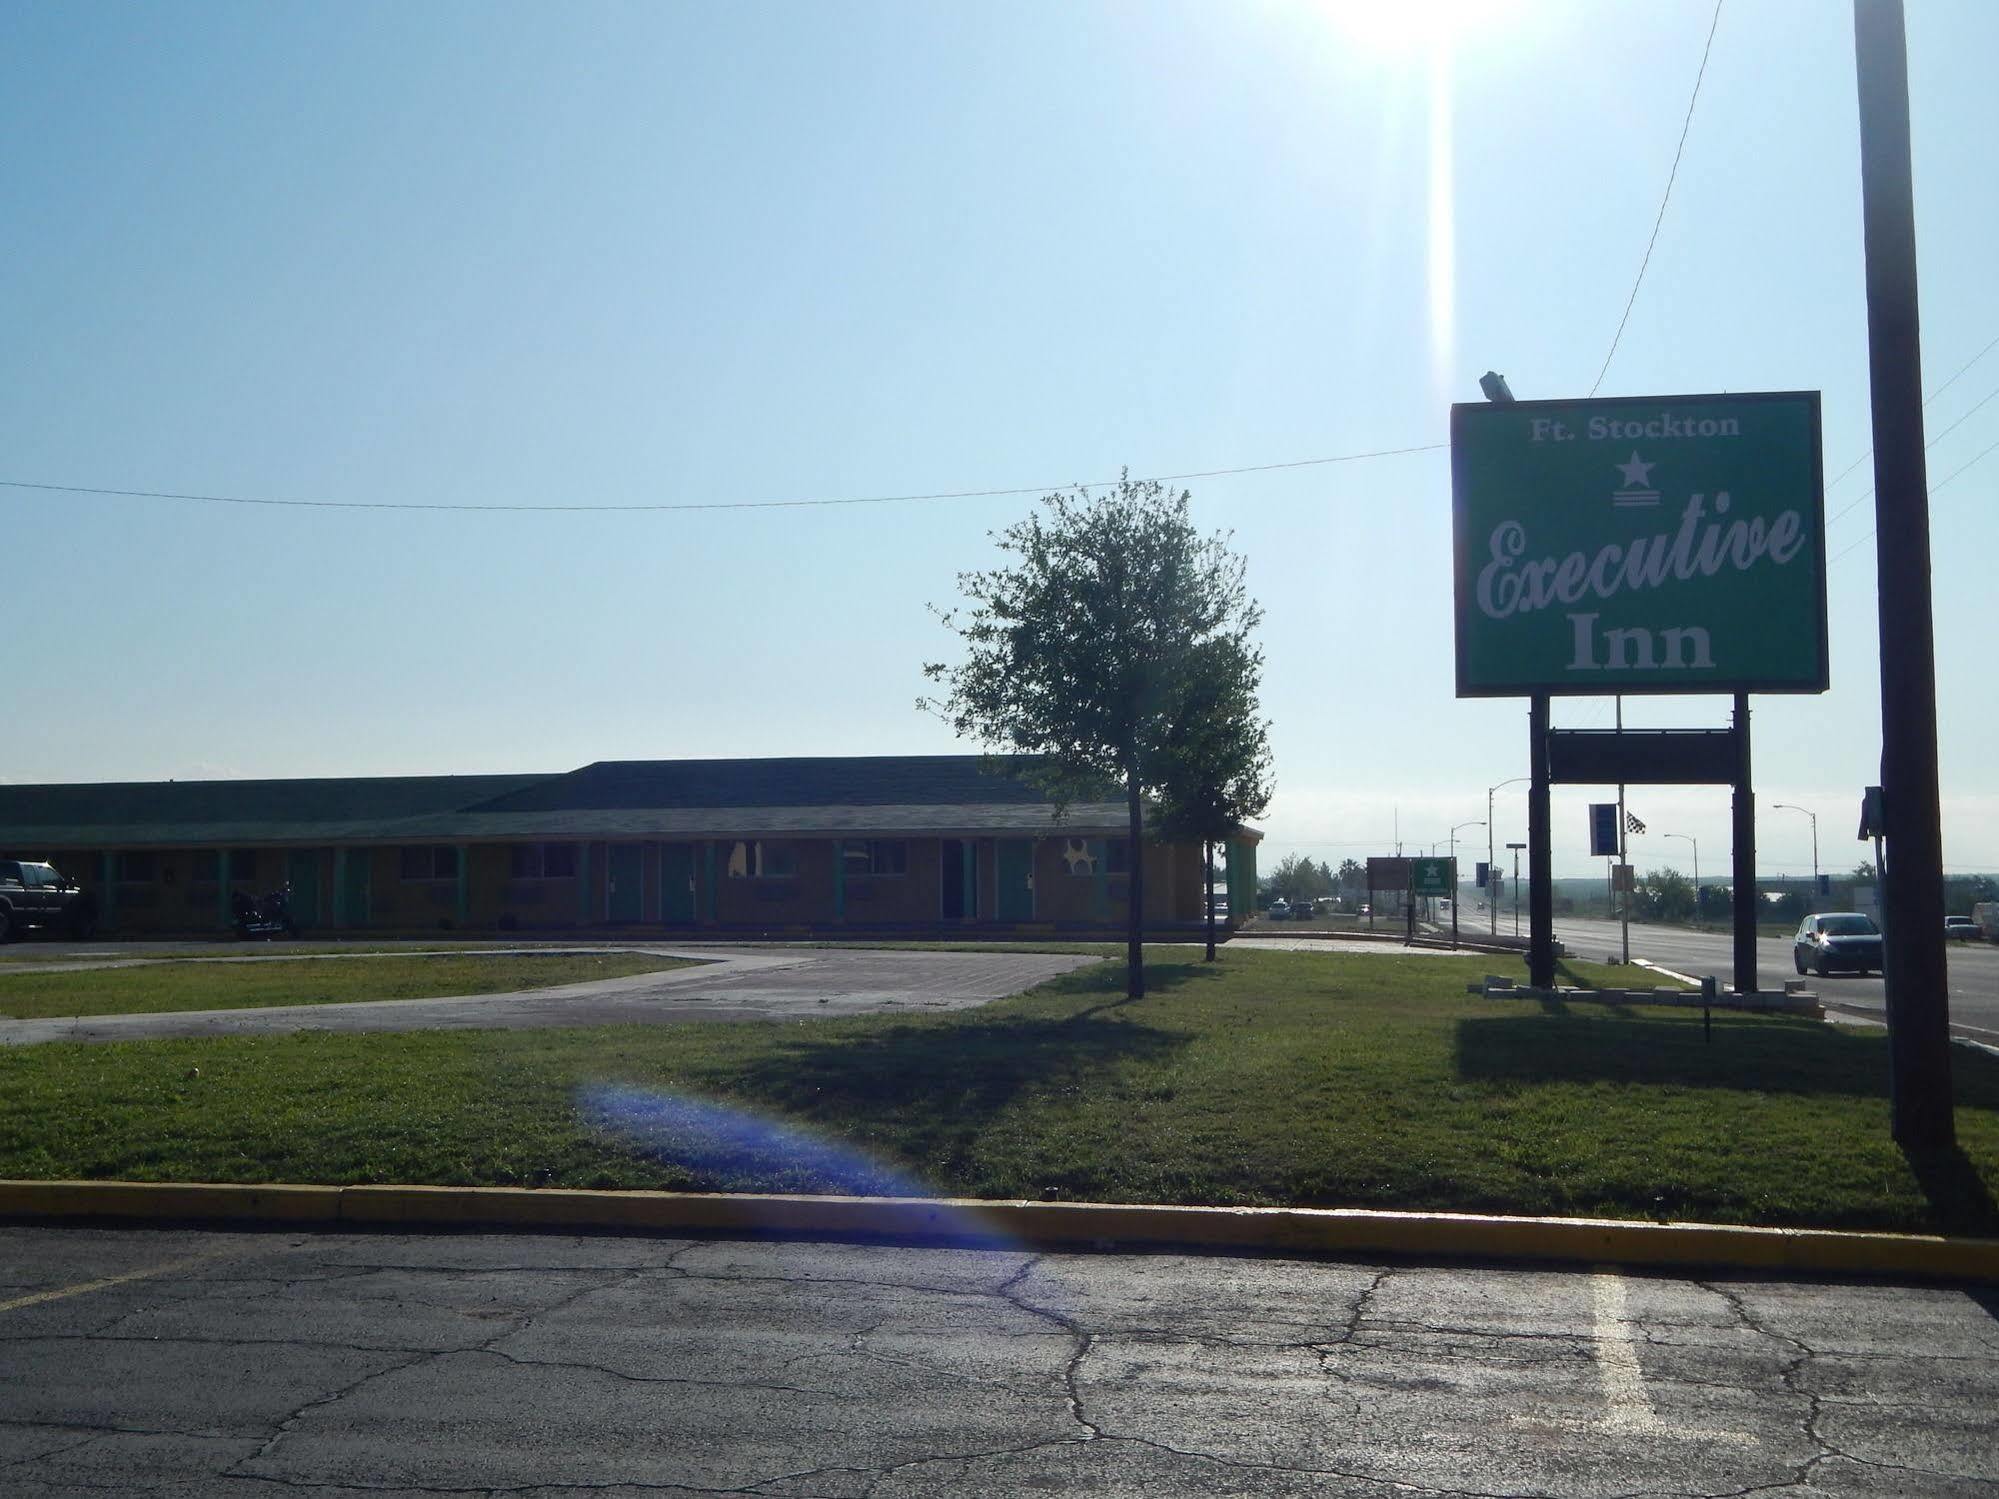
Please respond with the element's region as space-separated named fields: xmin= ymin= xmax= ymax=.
xmin=1310 ymin=0 xmax=1491 ymax=397
xmin=1320 ymin=0 xmax=1499 ymax=53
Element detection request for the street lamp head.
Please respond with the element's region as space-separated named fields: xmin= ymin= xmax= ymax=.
xmin=1479 ymin=371 xmax=1516 ymax=404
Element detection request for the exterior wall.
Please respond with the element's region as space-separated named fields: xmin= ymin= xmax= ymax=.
xmin=838 ymin=838 xmax=945 ymax=925
xmin=33 ymin=847 xmax=299 ymax=934
xmin=368 ymin=847 xmax=452 ymax=929
xmin=710 ymin=837 xmax=836 ymax=928
xmin=20 ymin=830 xmax=1238 ymax=936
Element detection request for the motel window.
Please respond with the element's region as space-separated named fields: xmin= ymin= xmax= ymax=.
xmin=509 ymin=844 xmax=578 ymax=879
xmin=842 ymin=840 xmax=907 ymax=877
xmin=399 ymin=846 xmax=460 ymax=882
xmin=1059 ymin=838 xmax=1128 ymax=876
xmin=117 ymin=852 xmax=158 ymax=883
xmin=726 ymin=840 xmax=797 ymax=879
xmin=190 ymin=849 xmax=255 ymax=882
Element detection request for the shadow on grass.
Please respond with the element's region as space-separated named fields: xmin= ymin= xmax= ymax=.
xmin=1902 ymin=1145 xmax=1999 ymax=1231
xmin=1455 ymin=1010 xmax=1999 ymax=1107
xmin=705 ymin=959 xmax=1210 ymax=1170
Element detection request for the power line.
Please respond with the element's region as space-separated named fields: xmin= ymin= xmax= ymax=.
xmin=1825 ymin=329 xmax=1999 ymax=491
xmin=1922 ymin=329 xmax=1999 ymax=409
xmin=1828 ymin=433 xmax=1999 ymax=564
xmin=1825 ymin=373 xmax=1999 ymax=528
xmin=0 ymin=443 xmax=1444 ymax=516
xmin=1588 ymin=0 xmax=1724 ymax=398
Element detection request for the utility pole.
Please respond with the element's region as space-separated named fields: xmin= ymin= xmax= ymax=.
xmin=1855 ymin=0 xmax=1953 ymax=1150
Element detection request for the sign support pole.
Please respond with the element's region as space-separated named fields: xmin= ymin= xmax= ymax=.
xmin=1616 ymin=697 xmax=1630 ymax=964
xmin=1854 ymin=0 xmax=1953 ymax=1151
xmin=1731 ymin=693 xmax=1757 ymax=995
xmin=1528 ymin=693 xmax=1554 ymax=987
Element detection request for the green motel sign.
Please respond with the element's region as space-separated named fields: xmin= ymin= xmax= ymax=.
xmin=1410 ymin=857 xmax=1453 ymax=897
xmin=1451 ymin=391 xmax=1827 ymax=697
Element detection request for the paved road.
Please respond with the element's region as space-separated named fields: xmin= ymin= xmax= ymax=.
xmin=0 ymin=948 xmax=1101 ymax=1048
xmin=1546 ymin=916 xmax=1999 ymax=1044
xmin=0 ymin=1226 xmax=1993 ymax=1495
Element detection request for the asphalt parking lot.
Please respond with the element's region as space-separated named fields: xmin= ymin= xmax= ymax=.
xmin=0 ymin=946 xmax=1101 ymax=1047
xmin=1 ymin=1225 xmax=1994 ymax=1496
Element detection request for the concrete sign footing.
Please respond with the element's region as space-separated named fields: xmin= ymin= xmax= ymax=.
xmin=1471 ymin=976 xmax=1824 ymax=1017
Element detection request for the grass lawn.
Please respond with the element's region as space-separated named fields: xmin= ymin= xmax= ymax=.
xmin=0 ymin=953 xmax=699 ymax=1019
xmin=0 ymin=948 xmax=1992 ymax=1234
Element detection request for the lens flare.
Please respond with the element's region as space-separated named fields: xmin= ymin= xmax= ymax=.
xmin=578 ymin=1083 xmax=934 ymax=1197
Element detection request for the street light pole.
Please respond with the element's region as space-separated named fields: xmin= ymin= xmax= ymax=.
xmin=1772 ymin=802 xmax=1820 ymax=901
xmin=1487 ymin=777 xmax=1529 ymax=936
xmin=1664 ymin=832 xmax=1699 ymax=928
xmin=1449 ymin=820 xmax=1485 ymax=951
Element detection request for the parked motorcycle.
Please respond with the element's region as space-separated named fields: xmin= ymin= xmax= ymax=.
xmin=232 ymin=885 xmax=299 ymax=940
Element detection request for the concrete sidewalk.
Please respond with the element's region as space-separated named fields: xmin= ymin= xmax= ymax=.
xmin=2 ymin=1224 xmax=1993 ymax=1495
xmin=0 ymin=947 xmax=1101 ymax=1046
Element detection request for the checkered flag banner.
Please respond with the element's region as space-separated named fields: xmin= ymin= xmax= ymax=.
xmin=1625 ymin=811 xmax=1647 ymax=835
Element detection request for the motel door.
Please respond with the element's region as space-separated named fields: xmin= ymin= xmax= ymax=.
xmin=607 ymin=845 xmax=643 ymax=923
xmin=995 ymin=839 xmax=1034 ymax=921
xmin=941 ymin=839 xmax=979 ymax=921
xmin=287 ymin=850 xmax=321 ymax=928
xmin=659 ymin=843 xmax=695 ymax=923
xmin=339 ymin=852 xmax=370 ymax=927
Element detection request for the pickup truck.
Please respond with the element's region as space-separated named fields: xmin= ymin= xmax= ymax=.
xmin=0 ymin=860 xmax=98 ymax=941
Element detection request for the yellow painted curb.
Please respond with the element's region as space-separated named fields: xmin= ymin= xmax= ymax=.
xmin=0 ymin=1180 xmax=1993 ymax=1281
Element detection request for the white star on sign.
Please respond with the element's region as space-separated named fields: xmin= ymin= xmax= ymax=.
xmin=1616 ymin=451 xmax=1656 ymax=488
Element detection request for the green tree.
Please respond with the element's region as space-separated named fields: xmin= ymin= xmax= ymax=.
xmin=923 ymin=474 xmax=1266 ymax=998
xmin=1264 ymin=854 xmax=1318 ymax=903
xmin=1153 ymin=635 xmax=1273 ymax=961
xmin=1634 ymin=866 xmax=1696 ymax=925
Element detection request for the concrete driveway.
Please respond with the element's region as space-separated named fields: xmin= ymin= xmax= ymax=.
xmin=0 ymin=947 xmax=1102 ymax=1047
xmin=2 ymin=1225 xmax=1994 ymax=1495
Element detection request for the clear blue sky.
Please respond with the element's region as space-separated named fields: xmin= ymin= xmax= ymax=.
xmin=5 ymin=0 xmax=1994 ymax=880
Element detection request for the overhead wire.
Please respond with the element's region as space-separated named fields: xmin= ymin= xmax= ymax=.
xmin=1825 ymin=373 xmax=1999 ymax=528
xmin=1824 ymin=328 xmax=1999 ymax=493
xmin=0 ymin=443 xmax=1445 ymax=516
xmin=1588 ymin=0 xmax=1725 ymax=398
xmin=1827 ymin=433 xmax=1999 ymax=564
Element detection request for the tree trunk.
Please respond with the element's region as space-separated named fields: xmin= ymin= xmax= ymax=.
xmin=1126 ymin=768 xmax=1145 ymax=999
xmin=1204 ymin=838 xmax=1217 ymax=961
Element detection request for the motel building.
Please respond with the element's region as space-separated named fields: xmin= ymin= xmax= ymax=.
xmin=0 ymin=756 xmax=1260 ymax=940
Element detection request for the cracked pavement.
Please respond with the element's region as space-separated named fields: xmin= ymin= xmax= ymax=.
xmin=1 ymin=1228 xmax=1995 ymax=1495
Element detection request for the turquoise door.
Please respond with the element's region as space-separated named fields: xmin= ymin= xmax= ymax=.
xmin=660 ymin=844 xmax=695 ymax=923
xmin=287 ymin=850 xmax=320 ymax=928
xmin=608 ymin=844 xmax=643 ymax=923
xmin=340 ymin=852 xmax=371 ymax=927
xmin=996 ymin=840 xmax=1034 ymax=921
